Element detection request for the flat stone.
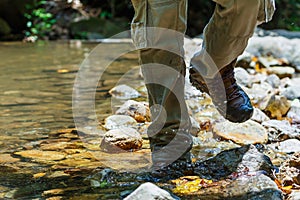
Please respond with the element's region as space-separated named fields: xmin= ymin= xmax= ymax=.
xmin=40 ymin=141 xmax=84 ymax=151
xmin=104 ymin=115 xmax=137 ymax=130
xmin=269 ymin=139 xmax=300 ymax=154
xmin=100 ymin=127 xmax=143 ymax=152
xmin=115 ymin=100 xmax=150 ymax=122
xmin=266 ymin=66 xmax=295 ymax=79
xmin=0 ymin=154 xmax=20 ymax=163
xmin=14 ymin=150 xmax=66 ymax=161
xmin=124 ymin=182 xmax=175 ymax=200
xmin=213 ymin=120 xmax=268 ymax=145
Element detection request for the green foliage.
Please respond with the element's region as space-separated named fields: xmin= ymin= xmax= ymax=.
xmin=24 ymin=0 xmax=56 ymax=39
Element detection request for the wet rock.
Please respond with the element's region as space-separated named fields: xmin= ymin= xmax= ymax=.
xmin=40 ymin=141 xmax=84 ymax=151
xmin=104 ymin=115 xmax=137 ymax=130
xmin=173 ymin=174 xmax=282 ymax=200
xmin=100 ymin=127 xmax=143 ymax=152
xmin=0 ymin=154 xmax=20 ymax=163
xmin=263 ymin=95 xmax=291 ymax=119
xmin=190 ymin=117 xmax=200 ymax=136
xmin=287 ymin=99 xmax=300 ymax=123
xmin=269 ymin=139 xmax=300 ymax=154
xmin=265 ymin=74 xmax=281 ymax=88
xmin=14 ymin=150 xmax=66 ymax=161
xmin=212 ymin=120 xmax=268 ymax=145
xmin=279 ymin=152 xmax=300 ymax=186
xmin=251 ymin=108 xmax=270 ymax=123
xmin=234 ymin=67 xmax=253 ymax=87
xmin=109 ymin=84 xmax=140 ymax=99
xmin=280 ymin=78 xmax=300 ymax=100
xmin=124 ymin=182 xmax=175 ymax=200
xmin=262 ymin=120 xmax=300 ymax=142
xmin=115 ymin=100 xmax=150 ymax=122
xmin=266 ymin=66 xmax=295 ymax=79
xmin=194 ymin=145 xmax=275 ymax=179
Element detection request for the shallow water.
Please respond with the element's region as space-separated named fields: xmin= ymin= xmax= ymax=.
xmin=0 ymin=41 xmax=149 ymax=199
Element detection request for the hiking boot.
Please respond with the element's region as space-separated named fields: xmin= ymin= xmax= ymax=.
xmin=189 ymin=60 xmax=253 ymax=123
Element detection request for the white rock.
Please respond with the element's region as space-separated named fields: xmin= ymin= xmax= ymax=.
xmin=269 ymin=139 xmax=300 ymax=154
xmin=266 ymin=66 xmax=295 ymax=79
xmin=104 ymin=115 xmax=137 ymax=130
xmin=287 ymin=99 xmax=300 ymax=123
xmin=234 ymin=67 xmax=253 ymax=87
xmin=124 ymin=182 xmax=175 ymax=200
xmin=115 ymin=100 xmax=150 ymax=122
xmin=109 ymin=84 xmax=140 ymax=99
xmin=265 ymin=74 xmax=281 ymax=88
xmin=251 ymin=108 xmax=270 ymax=123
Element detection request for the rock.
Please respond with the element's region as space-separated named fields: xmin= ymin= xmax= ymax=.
xmin=279 ymin=152 xmax=300 ymax=186
xmin=104 ymin=115 xmax=137 ymax=130
xmin=124 ymin=182 xmax=175 ymax=200
xmin=251 ymin=108 xmax=270 ymax=123
xmin=280 ymin=78 xmax=300 ymax=100
xmin=262 ymin=120 xmax=300 ymax=142
xmin=190 ymin=117 xmax=200 ymax=136
xmin=287 ymin=191 xmax=300 ymax=200
xmin=173 ymin=174 xmax=282 ymax=200
xmin=100 ymin=127 xmax=143 ymax=152
xmin=287 ymin=99 xmax=300 ymax=123
xmin=266 ymin=66 xmax=295 ymax=79
xmin=14 ymin=150 xmax=66 ymax=161
xmin=194 ymin=145 xmax=275 ymax=179
xmin=258 ymin=56 xmax=282 ymax=68
xmin=212 ymin=120 xmax=268 ymax=145
xmin=115 ymin=100 xmax=150 ymax=122
xmin=0 ymin=154 xmax=20 ymax=163
xmin=265 ymin=74 xmax=281 ymax=88
xmin=245 ymin=82 xmax=274 ymax=110
xmin=0 ymin=17 xmax=11 ymax=36
xmin=269 ymin=139 xmax=300 ymax=154
xmin=263 ymin=95 xmax=291 ymax=119
xmin=237 ymin=51 xmax=253 ymax=69
xmin=109 ymin=84 xmax=140 ymax=99
xmin=234 ymin=67 xmax=253 ymax=87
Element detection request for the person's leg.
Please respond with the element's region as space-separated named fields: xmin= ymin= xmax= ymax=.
xmin=130 ymin=0 xmax=193 ymax=170
xmin=190 ymin=0 xmax=275 ymax=122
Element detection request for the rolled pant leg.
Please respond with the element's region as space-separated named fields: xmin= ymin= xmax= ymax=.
xmin=130 ymin=0 xmax=193 ymax=163
xmin=191 ymin=0 xmax=276 ymax=77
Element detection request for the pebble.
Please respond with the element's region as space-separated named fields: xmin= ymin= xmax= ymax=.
xmin=124 ymin=182 xmax=175 ymax=200
xmin=212 ymin=120 xmax=268 ymax=145
xmin=115 ymin=100 xmax=150 ymax=122
xmin=100 ymin=127 xmax=143 ymax=152
xmin=104 ymin=115 xmax=137 ymax=130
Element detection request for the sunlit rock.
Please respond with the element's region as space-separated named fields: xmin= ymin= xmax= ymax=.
xmin=100 ymin=127 xmax=143 ymax=152
xmin=234 ymin=67 xmax=253 ymax=87
xmin=109 ymin=84 xmax=140 ymax=99
xmin=266 ymin=66 xmax=295 ymax=79
xmin=212 ymin=120 xmax=268 ymax=145
xmin=262 ymin=120 xmax=300 ymax=142
xmin=287 ymin=99 xmax=300 ymax=123
xmin=251 ymin=108 xmax=270 ymax=123
xmin=269 ymin=139 xmax=300 ymax=154
xmin=115 ymin=100 xmax=150 ymax=122
xmin=0 ymin=154 xmax=20 ymax=163
xmin=265 ymin=74 xmax=281 ymax=88
xmin=124 ymin=182 xmax=175 ymax=200
xmin=278 ymin=152 xmax=300 ymax=186
xmin=104 ymin=115 xmax=137 ymax=130
xmin=263 ymin=95 xmax=291 ymax=119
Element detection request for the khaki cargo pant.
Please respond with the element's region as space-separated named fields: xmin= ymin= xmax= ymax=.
xmin=130 ymin=0 xmax=275 ymax=154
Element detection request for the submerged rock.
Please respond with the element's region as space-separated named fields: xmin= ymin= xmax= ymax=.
xmin=14 ymin=150 xmax=66 ymax=161
xmin=115 ymin=100 xmax=150 ymax=122
xmin=104 ymin=115 xmax=137 ymax=130
xmin=212 ymin=120 xmax=268 ymax=145
xmin=100 ymin=127 xmax=143 ymax=152
xmin=124 ymin=182 xmax=175 ymax=200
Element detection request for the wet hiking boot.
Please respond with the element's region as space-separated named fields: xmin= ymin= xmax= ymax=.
xmin=189 ymin=60 xmax=253 ymax=123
